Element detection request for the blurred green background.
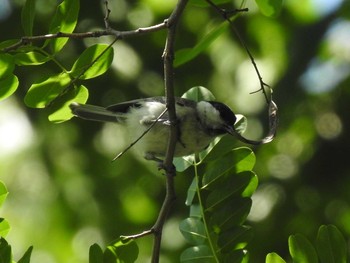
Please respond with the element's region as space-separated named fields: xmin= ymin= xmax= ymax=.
xmin=0 ymin=0 xmax=349 ymax=262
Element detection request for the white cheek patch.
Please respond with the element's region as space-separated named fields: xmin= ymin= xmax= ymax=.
xmin=197 ymin=101 xmax=222 ymax=128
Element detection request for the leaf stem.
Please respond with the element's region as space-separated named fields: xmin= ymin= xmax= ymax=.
xmin=194 ymin=162 xmax=220 ymax=263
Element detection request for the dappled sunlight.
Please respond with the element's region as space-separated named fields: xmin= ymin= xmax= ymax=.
xmin=248 ymin=183 xmax=285 ymax=222
xmin=268 ymin=154 xmax=298 ymax=180
xmin=315 ymin=112 xmax=342 ymax=140
xmin=111 ymin=42 xmax=142 ymax=80
xmin=0 ymin=99 xmax=34 ymax=157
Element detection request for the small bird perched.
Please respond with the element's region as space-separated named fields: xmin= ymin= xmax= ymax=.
xmin=70 ymin=97 xmax=264 ymax=160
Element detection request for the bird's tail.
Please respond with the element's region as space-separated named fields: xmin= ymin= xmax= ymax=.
xmin=70 ymin=102 xmax=121 ymax=122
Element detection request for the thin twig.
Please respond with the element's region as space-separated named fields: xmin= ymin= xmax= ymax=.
xmin=206 ymin=0 xmax=278 ymax=144
xmin=47 ymin=37 xmax=119 ymax=107
xmin=1 ymin=24 xmax=168 ymax=53
xmin=205 ymin=0 xmax=271 ymax=103
xmin=112 ymin=108 xmax=168 ymax=161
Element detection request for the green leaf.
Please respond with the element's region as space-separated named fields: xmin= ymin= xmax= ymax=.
xmin=205 ymin=171 xmax=257 ymax=210
xmin=14 ymin=51 xmax=50 ymax=65
xmin=289 ymin=234 xmax=318 ymax=263
xmin=0 ymin=54 xmax=15 ymax=79
xmin=189 ymin=0 xmax=232 ymax=7
xmin=0 ymin=182 xmax=8 ymax=208
xmin=217 ymin=226 xmax=253 ymax=253
xmin=48 ymin=85 xmax=89 ymax=123
xmin=0 ymin=74 xmax=19 ymax=101
xmin=316 ymin=225 xmax=347 ymax=263
xmin=24 ymin=72 xmax=71 ymax=108
xmin=180 ymin=245 xmax=215 ymax=263
xmin=185 ymin=177 xmax=198 ymax=206
xmin=234 ymin=115 xmax=247 ymax=134
xmin=265 ymin=252 xmax=286 ymax=263
xmin=174 ymin=155 xmax=195 ymax=172
xmin=89 ymin=243 xmax=103 ymax=263
xmin=17 ymin=246 xmax=33 ymax=263
xmin=0 ymin=219 xmax=10 ymax=238
xmin=0 ymin=238 xmax=12 ymax=263
xmin=179 ymin=218 xmax=207 ymax=245
xmin=70 ymin=44 xmax=114 ymax=80
xmin=202 ymin=148 xmax=255 ymax=190
xmin=175 ymin=22 xmax=228 ymax=67
xmin=209 ymin=198 xmax=252 ymax=232
xmin=181 ymin=86 xmax=216 ymax=102
xmin=222 ymin=249 xmax=249 ymax=263
xmin=107 ymin=238 xmax=139 ymax=263
xmin=103 ymin=246 xmax=117 ymax=263
xmin=190 ymin=204 xmax=202 ymax=218
xmin=255 ymin=0 xmax=283 ymax=17
xmin=48 ymin=0 xmax=80 ymax=53
xmin=21 ymin=0 xmax=36 ymax=36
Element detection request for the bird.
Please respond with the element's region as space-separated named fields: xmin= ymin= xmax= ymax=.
xmin=70 ymin=97 xmax=265 ymax=161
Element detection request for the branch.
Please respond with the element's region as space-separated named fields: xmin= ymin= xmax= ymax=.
xmin=1 ymin=24 xmax=168 ymax=53
xmin=149 ymin=0 xmax=189 ymax=262
xmin=205 ymin=0 xmax=271 ymax=103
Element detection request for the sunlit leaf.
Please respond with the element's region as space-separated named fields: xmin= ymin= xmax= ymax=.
xmin=185 ymin=177 xmax=198 ymax=206
xmin=70 ymin=44 xmax=114 ymax=80
xmin=0 ymin=54 xmax=14 ymax=79
xmin=89 ymin=243 xmax=103 ymax=263
xmin=21 ymin=0 xmax=36 ymax=36
xmin=289 ymin=234 xmax=318 ymax=263
xmin=103 ymin=246 xmax=117 ymax=263
xmin=217 ymin=226 xmax=253 ymax=253
xmin=255 ymin=0 xmax=283 ymax=17
xmin=48 ymin=0 xmax=79 ymax=53
xmin=179 ymin=218 xmax=207 ymax=245
xmin=17 ymin=246 xmax=33 ymax=263
xmin=0 ymin=219 xmax=10 ymax=238
xmin=175 ymin=22 xmax=228 ymax=67
xmin=265 ymin=252 xmax=286 ymax=263
xmin=14 ymin=51 xmax=50 ymax=65
xmin=181 ymin=86 xmax=216 ymax=102
xmin=209 ymin=198 xmax=252 ymax=232
xmin=180 ymin=245 xmax=215 ymax=263
xmin=48 ymin=85 xmax=89 ymax=123
xmin=0 ymin=74 xmax=19 ymax=101
xmin=316 ymin=225 xmax=347 ymax=263
xmin=107 ymin=238 xmax=139 ymax=263
xmin=24 ymin=72 xmax=71 ymax=108
xmin=234 ymin=115 xmax=247 ymax=134
xmin=0 ymin=182 xmax=9 ymax=208
xmin=202 ymin=148 xmax=255 ymax=189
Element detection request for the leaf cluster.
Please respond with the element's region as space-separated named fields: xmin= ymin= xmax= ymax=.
xmin=0 ymin=0 xmax=114 ymax=122
xmin=266 ymin=225 xmax=348 ymax=263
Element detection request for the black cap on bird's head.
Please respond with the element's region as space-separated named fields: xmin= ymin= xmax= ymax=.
xmin=203 ymin=101 xmax=269 ymax=145
xmin=207 ymin=101 xmax=236 ymax=127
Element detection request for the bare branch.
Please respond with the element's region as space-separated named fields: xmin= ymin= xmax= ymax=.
xmin=2 ymin=23 xmax=168 ymax=53
xmin=148 ymin=1 xmax=189 ymax=262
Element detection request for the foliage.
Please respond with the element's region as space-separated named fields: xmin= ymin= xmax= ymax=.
xmin=0 ymin=0 xmax=349 ymax=262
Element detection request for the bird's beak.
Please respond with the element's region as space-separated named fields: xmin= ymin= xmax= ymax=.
xmin=224 ymin=125 xmax=263 ymax=145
